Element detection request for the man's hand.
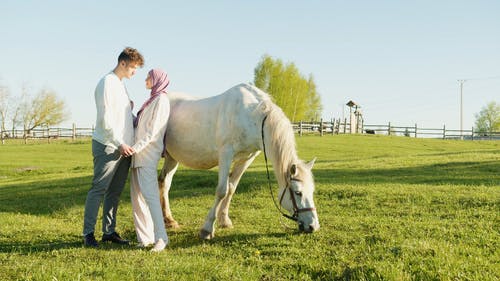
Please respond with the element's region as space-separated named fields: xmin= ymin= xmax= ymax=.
xmin=119 ymin=144 xmax=135 ymax=157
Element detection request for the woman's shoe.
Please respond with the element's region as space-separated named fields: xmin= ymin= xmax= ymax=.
xmin=137 ymin=242 xmax=153 ymax=248
xmin=151 ymin=238 xmax=168 ymax=252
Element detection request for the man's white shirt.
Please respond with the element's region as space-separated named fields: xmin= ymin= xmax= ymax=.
xmin=93 ymin=72 xmax=134 ymax=149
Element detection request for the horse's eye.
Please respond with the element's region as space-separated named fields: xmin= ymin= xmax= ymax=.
xmin=294 ymin=191 xmax=303 ymax=196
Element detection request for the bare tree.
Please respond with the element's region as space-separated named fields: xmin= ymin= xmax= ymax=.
xmin=10 ymin=83 xmax=31 ymax=136
xmin=0 ymin=82 xmax=9 ymax=135
xmin=22 ymin=88 xmax=69 ymax=133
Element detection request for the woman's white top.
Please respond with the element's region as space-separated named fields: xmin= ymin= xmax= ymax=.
xmin=132 ymin=94 xmax=170 ymax=168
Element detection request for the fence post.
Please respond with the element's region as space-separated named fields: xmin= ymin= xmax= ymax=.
xmin=320 ymin=118 xmax=323 ymax=136
xmin=72 ymin=123 xmax=76 ymax=141
xmin=471 ymin=126 xmax=474 ymax=141
xmin=299 ymin=121 xmax=303 ymax=136
xmin=331 ymin=118 xmax=334 ymax=135
xmin=414 ymin=123 xmax=417 ymax=138
xmin=47 ymin=125 xmax=50 ymax=144
xmin=1 ymin=129 xmax=3 ymax=145
xmin=443 ymin=124 xmax=446 ymax=139
xmin=388 ymin=122 xmax=391 ymax=135
xmin=343 ymin=118 xmax=347 ymax=134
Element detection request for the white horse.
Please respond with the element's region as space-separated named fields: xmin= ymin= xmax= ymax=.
xmin=158 ymin=83 xmax=320 ymax=239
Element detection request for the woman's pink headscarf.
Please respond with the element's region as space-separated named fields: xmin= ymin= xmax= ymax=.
xmin=134 ymin=68 xmax=170 ymax=127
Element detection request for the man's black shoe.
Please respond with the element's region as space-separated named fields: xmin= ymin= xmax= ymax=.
xmin=102 ymin=232 xmax=130 ymax=245
xmin=83 ymin=233 xmax=99 ymax=247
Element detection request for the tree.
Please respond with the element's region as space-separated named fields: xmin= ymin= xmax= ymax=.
xmin=14 ymin=83 xmax=31 ymax=134
xmin=474 ymin=101 xmax=500 ymax=135
xmin=0 ymin=82 xmax=9 ymax=134
xmin=254 ymin=55 xmax=322 ymax=122
xmin=304 ymin=75 xmax=323 ymax=121
xmin=21 ymin=88 xmax=69 ymax=132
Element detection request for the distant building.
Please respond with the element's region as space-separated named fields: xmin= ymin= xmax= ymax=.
xmin=346 ymin=100 xmax=363 ymax=133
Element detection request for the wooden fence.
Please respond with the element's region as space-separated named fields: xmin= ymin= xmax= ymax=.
xmin=1 ymin=121 xmax=499 ymax=144
xmin=0 ymin=124 xmax=94 ymax=144
xmin=293 ymin=119 xmax=500 ymax=140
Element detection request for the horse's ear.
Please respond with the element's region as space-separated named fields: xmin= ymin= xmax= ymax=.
xmin=305 ymin=157 xmax=316 ymax=170
xmin=290 ymin=164 xmax=298 ymax=177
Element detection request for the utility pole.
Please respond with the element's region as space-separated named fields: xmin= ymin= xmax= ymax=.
xmin=457 ymin=79 xmax=466 ymax=138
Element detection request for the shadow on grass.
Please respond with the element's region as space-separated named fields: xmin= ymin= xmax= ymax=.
xmin=313 ymin=160 xmax=500 ymax=186
xmin=0 ymin=239 xmax=142 ymax=254
xmin=0 ymin=160 xmax=498 ymax=217
xmin=0 ymin=240 xmax=84 ymax=253
xmin=0 ymin=229 xmax=291 ymax=254
xmin=166 ymin=229 xmax=292 ymax=249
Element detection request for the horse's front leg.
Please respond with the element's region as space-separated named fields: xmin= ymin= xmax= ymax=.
xmin=218 ymin=152 xmax=259 ymax=228
xmin=158 ymin=152 xmax=180 ymax=229
xmin=200 ymin=147 xmax=233 ymax=240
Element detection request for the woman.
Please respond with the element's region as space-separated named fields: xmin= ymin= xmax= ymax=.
xmin=130 ymin=68 xmax=170 ymax=252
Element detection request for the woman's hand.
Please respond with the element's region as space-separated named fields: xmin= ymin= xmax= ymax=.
xmin=119 ymin=144 xmax=135 ymax=157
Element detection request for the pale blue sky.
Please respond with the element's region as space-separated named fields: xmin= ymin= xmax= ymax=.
xmin=1 ymin=0 xmax=499 ymax=130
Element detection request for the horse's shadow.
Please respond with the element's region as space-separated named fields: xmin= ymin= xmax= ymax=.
xmin=167 ymin=228 xmax=292 ymax=249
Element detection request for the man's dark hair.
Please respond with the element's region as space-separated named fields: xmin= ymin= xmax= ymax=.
xmin=118 ymin=47 xmax=144 ymax=67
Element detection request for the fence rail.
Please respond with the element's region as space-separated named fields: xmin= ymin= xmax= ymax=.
xmin=1 ymin=124 xmax=94 ymax=144
xmin=292 ymin=119 xmax=500 ymax=140
xmin=1 ymin=121 xmax=499 ymax=144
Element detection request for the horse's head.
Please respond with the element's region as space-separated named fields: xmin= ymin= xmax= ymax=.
xmin=278 ymin=158 xmax=320 ymax=233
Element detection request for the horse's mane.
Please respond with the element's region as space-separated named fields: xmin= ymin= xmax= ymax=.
xmin=261 ymin=99 xmax=299 ymax=188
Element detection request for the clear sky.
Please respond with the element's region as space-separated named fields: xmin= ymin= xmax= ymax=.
xmin=1 ymin=0 xmax=499 ymax=130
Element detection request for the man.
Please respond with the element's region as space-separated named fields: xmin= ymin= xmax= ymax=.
xmin=83 ymin=47 xmax=144 ymax=247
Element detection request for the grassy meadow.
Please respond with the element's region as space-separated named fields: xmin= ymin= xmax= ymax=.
xmin=0 ymin=135 xmax=499 ymax=280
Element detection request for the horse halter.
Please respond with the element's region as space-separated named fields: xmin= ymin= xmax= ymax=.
xmin=279 ymin=177 xmax=317 ymax=221
xmin=261 ymin=115 xmax=316 ymax=222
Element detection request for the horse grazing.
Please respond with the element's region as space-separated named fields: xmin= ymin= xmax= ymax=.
xmin=158 ymin=83 xmax=320 ymax=239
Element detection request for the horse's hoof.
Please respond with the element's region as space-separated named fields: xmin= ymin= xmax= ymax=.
xmin=199 ymin=229 xmax=214 ymax=240
xmin=165 ymin=220 xmax=180 ymax=229
xmin=218 ymin=221 xmax=233 ymax=229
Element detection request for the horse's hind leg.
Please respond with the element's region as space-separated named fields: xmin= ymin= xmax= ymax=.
xmin=158 ymin=152 xmax=180 ymax=229
xmin=218 ymin=152 xmax=259 ymax=228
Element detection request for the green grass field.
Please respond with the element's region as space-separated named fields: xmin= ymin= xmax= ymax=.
xmin=0 ymin=135 xmax=499 ymax=280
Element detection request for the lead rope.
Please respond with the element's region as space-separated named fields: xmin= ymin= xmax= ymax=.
xmin=261 ymin=115 xmax=297 ymax=224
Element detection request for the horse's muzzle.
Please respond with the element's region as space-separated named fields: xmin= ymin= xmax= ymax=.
xmin=299 ymin=222 xmax=320 ymax=233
